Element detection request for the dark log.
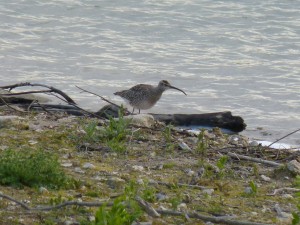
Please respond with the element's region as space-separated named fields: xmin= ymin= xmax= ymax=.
xmin=151 ymin=112 xmax=246 ymax=132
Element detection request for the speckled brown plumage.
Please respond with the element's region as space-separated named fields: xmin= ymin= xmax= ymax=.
xmin=114 ymin=80 xmax=187 ymax=114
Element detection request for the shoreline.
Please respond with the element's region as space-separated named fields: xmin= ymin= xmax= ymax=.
xmin=0 ymin=107 xmax=298 ymax=224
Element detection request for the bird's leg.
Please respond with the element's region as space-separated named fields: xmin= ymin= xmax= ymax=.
xmin=138 ymin=109 xmax=140 ymax=114
xmin=132 ymin=108 xmax=135 ymax=114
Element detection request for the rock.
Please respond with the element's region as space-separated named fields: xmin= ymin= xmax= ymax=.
xmin=132 ymin=165 xmax=144 ymax=172
xmin=178 ymin=139 xmax=192 ymax=151
xmin=28 ymin=140 xmax=38 ymax=145
xmin=39 ymin=187 xmax=49 ymax=194
xmin=282 ymin=194 xmax=294 ymax=199
xmin=249 ymin=141 xmax=259 ymax=147
xmin=106 ymin=177 xmax=126 ymax=189
xmin=274 ymin=203 xmax=293 ymax=223
xmin=261 ymin=175 xmax=271 ymax=182
xmin=185 ymin=169 xmax=195 ymax=177
xmin=82 ymin=162 xmax=96 ymax=169
xmin=156 ymin=193 xmax=168 ymax=201
xmin=177 ymin=203 xmax=187 ymax=212
xmin=0 ymin=145 xmax=8 ymax=151
xmin=244 ymin=187 xmax=253 ymax=194
xmin=287 ymin=160 xmax=300 ymax=175
xmin=202 ymin=189 xmax=214 ymax=195
xmin=64 ymin=220 xmax=80 ymax=225
xmin=124 ymin=114 xmax=155 ymax=128
xmin=61 ymin=162 xmax=73 ymax=168
xmin=74 ymin=167 xmax=85 ymax=174
xmin=136 ymin=179 xmax=144 ymax=185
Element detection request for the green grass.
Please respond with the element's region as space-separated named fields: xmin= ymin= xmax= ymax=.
xmin=0 ymin=148 xmax=70 ymax=189
xmin=75 ymin=107 xmax=132 ymax=154
xmin=196 ymin=129 xmax=208 ymax=158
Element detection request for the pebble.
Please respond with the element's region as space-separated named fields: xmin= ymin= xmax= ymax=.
xmin=177 ymin=203 xmax=188 ymax=212
xmin=249 ymin=141 xmax=259 ymax=147
xmin=132 ymin=165 xmax=144 ymax=172
xmin=39 ymin=187 xmax=49 ymax=194
xmin=64 ymin=221 xmax=80 ymax=225
xmin=282 ymin=194 xmax=294 ymax=199
xmin=61 ymin=162 xmax=73 ymax=168
xmin=186 ymin=169 xmax=195 ymax=177
xmin=244 ymin=187 xmax=253 ymax=194
xmin=178 ymin=139 xmax=192 ymax=151
xmin=74 ymin=167 xmax=85 ymax=174
xmin=82 ymin=162 xmax=96 ymax=169
xmin=106 ymin=177 xmax=126 ymax=189
xmin=202 ymin=189 xmax=214 ymax=196
xmin=156 ymin=193 xmax=168 ymax=201
xmin=136 ymin=179 xmax=144 ymax=185
xmin=261 ymin=175 xmax=271 ymax=182
xmin=0 ymin=145 xmax=8 ymax=150
xmin=28 ymin=140 xmax=38 ymax=145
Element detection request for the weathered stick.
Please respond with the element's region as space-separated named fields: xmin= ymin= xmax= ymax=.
xmin=149 ymin=180 xmax=207 ymax=190
xmin=75 ymin=85 xmax=131 ymax=115
xmin=268 ymin=128 xmax=300 ymax=148
xmin=0 ymin=82 xmax=76 ymax=104
xmin=0 ymin=192 xmax=274 ymax=225
xmin=156 ymin=209 xmax=274 ymax=225
xmin=227 ymin=152 xmax=283 ymax=167
xmin=267 ymin=187 xmax=300 ymax=196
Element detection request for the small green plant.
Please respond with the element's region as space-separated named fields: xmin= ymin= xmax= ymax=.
xmin=215 ymin=156 xmax=229 ymax=178
xmin=94 ymin=181 xmax=142 ymax=225
xmin=249 ymin=180 xmax=258 ymax=195
xmin=82 ymin=120 xmax=101 ymax=143
xmin=94 ymin=196 xmax=141 ymax=225
xmin=163 ymin=124 xmax=175 ymax=152
xmin=196 ymin=129 xmax=208 ymax=158
xmin=0 ymin=148 xmax=70 ymax=188
xmin=292 ymin=176 xmax=300 ymax=225
xmin=104 ymin=108 xmax=131 ymax=153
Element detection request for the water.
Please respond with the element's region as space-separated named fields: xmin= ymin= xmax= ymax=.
xmin=0 ymin=0 xmax=299 ymax=145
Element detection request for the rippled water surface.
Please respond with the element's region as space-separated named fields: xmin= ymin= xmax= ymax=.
xmin=1 ymin=0 xmax=299 ymax=144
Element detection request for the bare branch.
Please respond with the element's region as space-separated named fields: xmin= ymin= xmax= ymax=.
xmin=0 ymin=82 xmax=76 ymax=104
xmin=75 ymin=85 xmax=131 ymax=115
xmin=268 ymin=128 xmax=300 ymax=148
xmin=227 ymin=152 xmax=283 ymax=167
xmin=0 ymin=96 xmax=27 ymax=113
xmin=267 ymin=187 xmax=300 ymax=196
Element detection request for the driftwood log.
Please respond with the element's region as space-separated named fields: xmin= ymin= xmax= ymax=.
xmin=22 ymin=103 xmax=247 ymax=132
xmin=151 ymin=112 xmax=246 ymax=132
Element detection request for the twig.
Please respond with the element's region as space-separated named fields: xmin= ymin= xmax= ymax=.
xmin=0 ymin=192 xmax=274 ymax=225
xmin=267 ymin=187 xmax=300 ymax=196
xmin=227 ymin=152 xmax=283 ymax=167
xmin=0 ymin=96 xmax=27 ymax=113
xmin=135 ymin=196 xmax=160 ymax=218
xmin=268 ymin=128 xmax=300 ymax=148
xmin=0 ymin=82 xmax=76 ymax=104
xmin=156 ymin=209 xmax=274 ymax=225
xmin=48 ymin=92 xmax=106 ymax=120
xmin=1 ymin=90 xmax=52 ymax=96
xmin=0 ymin=192 xmax=111 ymax=211
xmin=0 ymin=193 xmax=30 ymax=210
xmin=75 ymin=85 xmax=131 ymax=115
xmin=32 ymin=201 xmax=112 ymax=211
xmin=149 ymin=180 xmax=207 ymax=190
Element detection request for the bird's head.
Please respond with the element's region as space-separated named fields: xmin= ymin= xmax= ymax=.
xmin=158 ymin=80 xmax=187 ymax=95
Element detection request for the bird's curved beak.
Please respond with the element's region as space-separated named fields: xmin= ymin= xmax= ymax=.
xmin=168 ymin=85 xmax=187 ymax=95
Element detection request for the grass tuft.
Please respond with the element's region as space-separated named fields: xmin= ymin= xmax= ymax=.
xmin=0 ymin=148 xmax=70 ymax=189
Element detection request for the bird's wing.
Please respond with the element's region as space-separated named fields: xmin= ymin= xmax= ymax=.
xmin=129 ymin=84 xmax=151 ymax=93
